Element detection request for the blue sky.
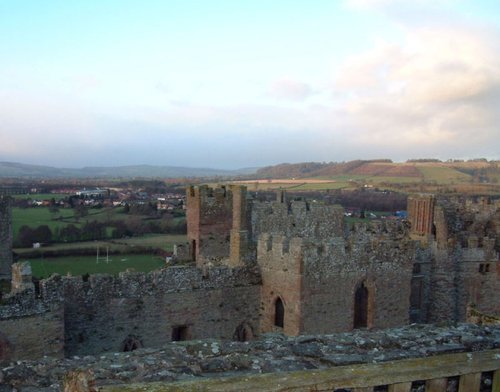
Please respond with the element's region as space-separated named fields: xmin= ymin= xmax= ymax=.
xmin=1 ymin=0 xmax=499 ymax=168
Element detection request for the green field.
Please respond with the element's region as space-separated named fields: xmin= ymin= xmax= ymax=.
xmin=11 ymin=205 xmax=183 ymax=242
xmin=12 ymin=207 xmax=78 ymax=237
xmin=26 ymin=254 xmax=167 ymax=278
xmin=417 ymin=165 xmax=471 ymax=183
xmin=14 ymin=234 xmax=187 ymax=255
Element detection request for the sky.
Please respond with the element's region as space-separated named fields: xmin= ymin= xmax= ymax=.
xmin=0 ymin=0 xmax=499 ymax=169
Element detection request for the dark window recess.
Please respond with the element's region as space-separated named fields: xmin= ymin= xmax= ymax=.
xmin=274 ymin=297 xmax=284 ymax=328
xmin=479 ymin=263 xmax=490 ymax=273
xmin=412 ymin=263 xmax=421 ymax=274
xmin=122 ymin=335 xmax=142 ymax=352
xmin=354 ymin=283 xmax=369 ymax=329
xmin=191 ymin=240 xmax=196 ymax=262
xmin=172 ymin=325 xmax=189 ymax=341
xmin=233 ymin=323 xmax=254 ymax=342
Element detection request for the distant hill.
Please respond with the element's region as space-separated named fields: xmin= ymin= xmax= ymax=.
xmin=0 ymin=161 xmax=258 ymax=179
xmin=254 ymin=159 xmax=500 ymax=183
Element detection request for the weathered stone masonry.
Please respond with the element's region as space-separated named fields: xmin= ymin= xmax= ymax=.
xmin=0 ymin=186 xmax=498 ymax=365
xmin=410 ymin=194 xmax=500 ymax=324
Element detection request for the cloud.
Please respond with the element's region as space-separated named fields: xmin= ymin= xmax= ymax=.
xmin=268 ymin=78 xmax=313 ymax=101
xmin=344 ymin=0 xmax=450 ymax=11
xmin=334 ymin=26 xmax=500 ymax=155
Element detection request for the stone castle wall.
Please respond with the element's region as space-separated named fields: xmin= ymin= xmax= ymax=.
xmin=258 ymin=220 xmax=415 ymax=336
xmin=186 ymin=185 xmax=237 ymax=267
xmin=0 ymin=187 xmax=498 ymax=364
xmin=40 ymin=266 xmax=261 ymax=356
xmin=0 ymin=275 xmax=64 ymax=362
xmin=258 ymin=235 xmax=304 ymax=335
xmin=186 ymin=185 xmax=346 ymax=267
xmin=251 ymin=199 xmax=344 ymax=241
xmin=408 ymin=194 xmax=500 ymax=324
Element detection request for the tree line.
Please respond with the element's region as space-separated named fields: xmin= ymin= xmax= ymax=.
xmin=15 ymin=217 xmax=186 ymax=248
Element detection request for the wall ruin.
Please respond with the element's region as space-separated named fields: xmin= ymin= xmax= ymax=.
xmin=0 ymin=186 xmax=498 ymax=364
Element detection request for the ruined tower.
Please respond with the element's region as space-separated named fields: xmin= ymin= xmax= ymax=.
xmin=0 ymin=196 xmax=13 ymax=281
xmin=229 ymin=185 xmax=249 ymax=267
xmin=186 ymin=185 xmax=234 ymax=267
xmin=407 ymin=194 xmax=436 ymax=240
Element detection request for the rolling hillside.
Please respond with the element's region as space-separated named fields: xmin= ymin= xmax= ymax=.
xmin=0 ymin=161 xmax=258 ymax=178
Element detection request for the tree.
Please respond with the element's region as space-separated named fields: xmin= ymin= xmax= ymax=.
xmin=17 ymin=226 xmax=35 ymax=247
xmin=16 ymin=225 xmax=52 ymax=247
xmin=60 ymin=224 xmax=82 ymax=242
xmin=74 ymin=204 xmax=89 ymax=220
xmin=33 ymin=225 xmax=52 ymax=243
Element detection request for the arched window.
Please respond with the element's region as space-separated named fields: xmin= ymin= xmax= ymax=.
xmin=191 ymin=239 xmax=197 ymax=261
xmin=122 ymin=335 xmax=143 ymax=352
xmin=354 ymin=283 xmax=369 ymax=329
xmin=233 ymin=322 xmax=254 ymax=342
xmin=274 ymin=297 xmax=284 ymax=328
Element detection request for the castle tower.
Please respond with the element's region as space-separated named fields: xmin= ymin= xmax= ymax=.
xmin=229 ymin=185 xmax=249 ymax=266
xmin=186 ymin=185 xmax=233 ymax=267
xmin=407 ymin=194 xmax=436 ymax=241
xmin=0 ymin=196 xmax=13 ymax=281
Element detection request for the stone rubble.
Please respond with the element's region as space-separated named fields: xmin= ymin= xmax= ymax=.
xmin=1 ymin=323 xmax=499 ymax=391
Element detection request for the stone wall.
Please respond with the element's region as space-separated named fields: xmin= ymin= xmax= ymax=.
xmin=425 ymin=196 xmax=500 ymax=323
xmin=186 ymin=185 xmax=236 ymax=267
xmin=258 ymin=220 xmax=415 ymax=336
xmin=252 ymin=199 xmax=345 ymax=241
xmin=3 ymin=323 xmax=499 ymax=391
xmin=0 ymin=195 xmax=13 ymax=281
xmin=258 ymin=235 xmax=304 ymax=335
xmin=0 ymin=308 xmax=64 ymax=363
xmin=186 ymin=186 xmax=346 ymax=268
xmin=38 ymin=266 xmax=262 ymax=356
xmin=0 ymin=286 xmax=64 ymax=363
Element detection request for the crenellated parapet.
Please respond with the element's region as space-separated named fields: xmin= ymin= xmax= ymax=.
xmin=2 ymin=264 xmax=261 ymax=319
xmin=0 ymin=263 xmax=61 ymax=319
xmin=252 ymin=199 xmax=344 ymax=241
xmin=38 ymin=265 xmax=261 ymax=303
xmin=257 ymin=230 xmax=415 ymax=276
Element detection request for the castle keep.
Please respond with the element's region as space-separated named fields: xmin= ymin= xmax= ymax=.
xmin=0 ymin=186 xmax=498 ymax=363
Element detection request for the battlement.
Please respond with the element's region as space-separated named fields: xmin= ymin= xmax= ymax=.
xmin=0 ymin=263 xmax=262 ymax=319
xmin=347 ymin=219 xmax=410 ymax=240
xmin=252 ymin=200 xmax=344 ymax=241
xmin=186 ymin=184 xmax=247 ymax=203
xmin=37 ymin=265 xmax=261 ymax=302
xmin=257 ymin=231 xmax=414 ymax=277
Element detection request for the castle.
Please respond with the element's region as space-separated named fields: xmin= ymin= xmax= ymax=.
xmin=0 ymin=186 xmax=498 ymax=363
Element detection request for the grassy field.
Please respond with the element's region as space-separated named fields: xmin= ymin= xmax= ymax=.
xmin=11 ymin=205 xmax=181 ymax=241
xmin=26 ymin=254 xmax=168 ymax=278
xmin=12 ymin=207 xmax=77 ymax=237
xmin=230 ymin=168 xmax=499 ymax=194
xmin=416 ymin=164 xmax=471 ymax=183
xmin=14 ymin=234 xmax=187 ymax=255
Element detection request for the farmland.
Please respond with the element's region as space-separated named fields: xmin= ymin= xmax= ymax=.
xmin=231 ymin=161 xmax=499 ymax=195
xmin=15 ymin=233 xmax=188 ymax=278
xmin=27 ymin=254 xmax=168 ymax=278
